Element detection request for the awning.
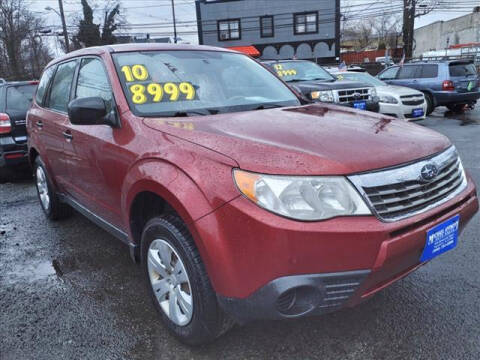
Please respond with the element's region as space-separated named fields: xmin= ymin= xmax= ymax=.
xmin=227 ymin=46 xmax=260 ymax=57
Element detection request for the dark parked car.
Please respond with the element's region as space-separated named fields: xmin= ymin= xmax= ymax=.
xmin=0 ymin=80 xmax=38 ymax=181
xmin=28 ymin=44 xmax=478 ymax=345
xmin=263 ymin=60 xmax=380 ymax=112
xmin=377 ymin=60 xmax=480 ymax=114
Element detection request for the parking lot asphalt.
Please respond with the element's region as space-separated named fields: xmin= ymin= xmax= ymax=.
xmin=1 ymin=107 xmax=479 ymax=360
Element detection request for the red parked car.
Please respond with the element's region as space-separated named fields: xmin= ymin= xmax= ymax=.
xmin=27 ymin=44 xmax=479 ymax=345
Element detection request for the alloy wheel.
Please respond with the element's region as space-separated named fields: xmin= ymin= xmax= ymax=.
xmin=36 ymin=166 xmax=50 ymax=211
xmin=147 ymin=239 xmax=193 ymax=326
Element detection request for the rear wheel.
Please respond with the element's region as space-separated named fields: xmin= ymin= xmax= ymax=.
xmin=141 ymin=215 xmax=234 ymax=345
xmin=34 ymin=156 xmax=71 ymax=220
xmin=423 ymin=93 xmax=435 ymax=115
xmin=446 ymin=104 xmax=466 ymax=113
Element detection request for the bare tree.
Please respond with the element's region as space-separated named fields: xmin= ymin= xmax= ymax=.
xmin=0 ymin=0 xmax=52 ymax=80
xmin=369 ymin=12 xmax=402 ymax=50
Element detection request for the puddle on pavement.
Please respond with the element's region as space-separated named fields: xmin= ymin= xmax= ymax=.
xmin=5 ymin=260 xmax=59 ymax=285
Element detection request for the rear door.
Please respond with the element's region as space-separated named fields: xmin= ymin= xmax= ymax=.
xmin=41 ymin=60 xmax=78 ymax=190
xmin=448 ymin=62 xmax=478 ymax=92
xmin=5 ymin=83 xmax=37 ymax=144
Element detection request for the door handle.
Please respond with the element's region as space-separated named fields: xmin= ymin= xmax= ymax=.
xmin=63 ymin=130 xmax=73 ymax=141
xmin=36 ymin=120 xmax=43 ymax=129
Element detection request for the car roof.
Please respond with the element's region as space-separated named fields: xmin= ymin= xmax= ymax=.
xmin=45 ymin=43 xmax=237 ymax=68
xmin=262 ymin=60 xmax=310 ymax=64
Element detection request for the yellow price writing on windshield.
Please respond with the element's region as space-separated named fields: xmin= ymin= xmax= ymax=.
xmin=277 ymin=69 xmax=297 ymax=77
xmin=130 ymin=82 xmax=196 ymax=104
xmin=121 ymin=64 xmax=149 ymax=82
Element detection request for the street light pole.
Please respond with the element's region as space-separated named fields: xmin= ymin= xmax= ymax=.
xmin=57 ymin=0 xmax=70 ymax=52
xmin=171 ymin=0 xmax=177 ymax=43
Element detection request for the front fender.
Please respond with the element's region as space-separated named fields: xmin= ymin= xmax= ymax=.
xmin=122 ymin=157 xmax=240 ymax=279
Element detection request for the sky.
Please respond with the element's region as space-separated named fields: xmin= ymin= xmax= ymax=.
xmin=27 ymin=0 xmax=474 ymax=56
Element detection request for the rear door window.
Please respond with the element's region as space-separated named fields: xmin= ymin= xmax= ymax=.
xmin=420 ymin=65 xmax=438 ymax=78
xmin=47 ymin=60 xmax=78 ymax=113
xmin=449 ymin=63 xmax=477 ymax=77
xmin=397 ymin=65 xmax=422 ymax=79
xmin=6 ymin=85 xmax=36 ymax=113
xmin=35 ymin=67 xmax=56 ymax=106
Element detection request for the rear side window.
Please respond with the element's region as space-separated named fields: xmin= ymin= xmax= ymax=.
xmin=449 ymin=63 xmax=477 ymax=77
xmin=397 ymin=65 xmax=422 ymax=79
xmin=48 ymin=61 xmax=77 ymax=113
xmin=35 ymin=67 xmax=55 ymax=106
xmin=420 ymin=65 xmax=438 ymax=78
xmin=6 ymin=85 xmax=36 ymax=113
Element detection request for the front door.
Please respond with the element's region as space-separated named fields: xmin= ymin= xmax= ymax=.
xmin=63 ymin=57 xmax=127 ymax=229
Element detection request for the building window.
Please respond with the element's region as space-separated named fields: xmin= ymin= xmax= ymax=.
xmin=260 ymin=16 xmax=274 ymax=38
xmin=218 ymin=19 xmax=241 ymax=41
xmin=294 ymin=12 xmax=318 ymax=35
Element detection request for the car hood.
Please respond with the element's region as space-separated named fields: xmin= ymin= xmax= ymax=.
xmin=143 ymin=104 xmax=451 ymax=175
xmin=291 ymin=79 xmax=372 ymax=92
xmin=376 ymin=85 xmax=423 ymax=97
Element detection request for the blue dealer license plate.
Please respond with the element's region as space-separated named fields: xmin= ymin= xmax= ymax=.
xmin=420 ymin=215 xmax=460 ymax=262
xmin=412 ymin=108 xmax=424 ymax=118
xmin=353 ymin=101 xmax=366 ymax=110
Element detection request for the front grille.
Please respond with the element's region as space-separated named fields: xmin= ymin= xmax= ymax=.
xmin=400 ymin=95 xmax=425 ymax=106
xmin=335 ymin=88 xmax=371 ymax=103
xmin=348 ymin=147 xmax=467 ymax=221
xmin=402 ymin=99 xmax=424 ymax=106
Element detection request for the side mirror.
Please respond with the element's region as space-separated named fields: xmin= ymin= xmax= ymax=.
xmin=68 ymin=97 xmax=108 ymax=126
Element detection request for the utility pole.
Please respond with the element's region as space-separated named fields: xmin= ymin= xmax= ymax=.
xmin=58 ymin=0 xmax=70 ymax=52
xmin=402 ymin=0 xmax=416 ymax=60
xmin=171 ymin=0 xmax=177 ymax=43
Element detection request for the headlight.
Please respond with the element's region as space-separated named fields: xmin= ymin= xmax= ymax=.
xmin=311 ymin=90 xmax=334 ymax=102
xmin=233 ymin=170 xmax=371 ymax=221
xmin=378 ymin=95 xmax=398 ymax=104
xmin=370 ymin=88 xmax=377 ymax=97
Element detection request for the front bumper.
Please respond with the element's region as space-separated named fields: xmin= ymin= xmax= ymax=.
xmin=195 ymin=176 xmax=478 ymax=323
xmin=379 ymin=101 xmax=427 ymax=121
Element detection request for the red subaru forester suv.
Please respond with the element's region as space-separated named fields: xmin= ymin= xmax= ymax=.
xmin=27 ymin=44 xmax=478 ymax=345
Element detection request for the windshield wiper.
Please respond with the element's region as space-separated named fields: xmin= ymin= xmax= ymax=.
xmin=253 ymin=104 xmax=285 ymax=110
xmin=171 ymin=108 xmax=219 ymax=117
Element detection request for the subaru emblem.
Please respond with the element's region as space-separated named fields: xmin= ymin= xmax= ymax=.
xmin=421 ymin=164 xmax=438 ymax=181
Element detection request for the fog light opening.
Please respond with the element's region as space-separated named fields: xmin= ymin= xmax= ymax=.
xmin=276 ymin=286 xmax=318 ymax=317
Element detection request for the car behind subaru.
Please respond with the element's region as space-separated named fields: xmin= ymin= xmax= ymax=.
xmin=27 ymin=44 xmax=479 ymax=345
xmin=0 ymin=80 xmax=38 ymax=181
xmin=263 ymin=60 xmax=380 ymax=112
xmin=377 ymin=60 xmax=479 ymax=114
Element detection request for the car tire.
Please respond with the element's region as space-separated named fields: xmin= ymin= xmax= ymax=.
xmin=446 ymin=104 xmax=466 ymax=113
xmin=34 ymin=156 xmax=72 ymax=220
xmin=423 ymin=93 xmax=435 ymax=115
xmin=141 ymin=215 xmax=234 ymax=345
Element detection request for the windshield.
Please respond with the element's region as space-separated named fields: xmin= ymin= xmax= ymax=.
xmin=265 ymin=61 xmax=336 ymax=82
xmin=6 ymin=84 xmax=36 ymax=112
xmin=112 ymin=51 xmax=300 ymax=117
xmin=335 ymin=72 xmax=385 ymax=86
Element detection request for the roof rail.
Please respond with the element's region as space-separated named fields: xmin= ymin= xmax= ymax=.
xmin=408 ymin=55 xmax=476 ymax=63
